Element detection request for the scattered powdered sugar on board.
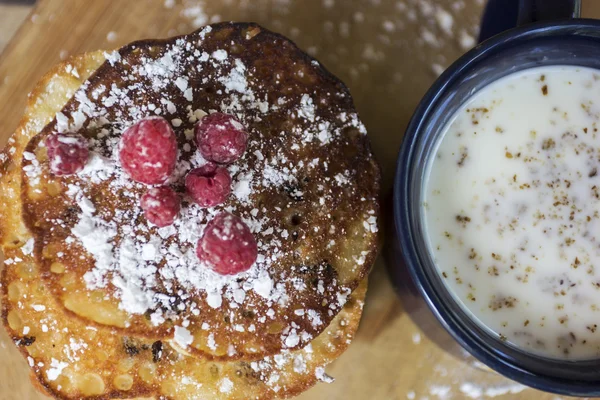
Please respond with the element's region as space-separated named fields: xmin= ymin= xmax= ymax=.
xmin=412 ymin=332 xmax=421 ymax=344
xmin=396 ymin=0 xmax=479 ymax=77
xmin=429 ymin=384 xmax=452 ymax=399
xmin=405 ymin=348 xmax=532 ymax=400
xmin=159 ymin=0 xmax=481 ymax=84
xmin=431 ymin=63 xmax=445 ymax=77
xmin=460 ymin=382 xmax=527 ymax=398
xmin=315 ymin=366 xmax=335 ymax=383
xmin=106 ymin=31 xmax=118 ymax=43
xmin=169 ymin=0 xmax=222 ymax=29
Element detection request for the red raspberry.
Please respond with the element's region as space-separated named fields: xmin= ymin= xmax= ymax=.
xmin=185 ymin=163 xmax=232 ymax=207
xmin=197 ymin=212 xmax=258 ymax=275
xmin=195 ymin=113 xmax=248 ymax=164
xmin=119 ymin=117 xmax=178 ymax=185
xmin=45 ymin=133 xmax=89 ymax=176
xmin=140 ymin=187 xmax=180 ymax=227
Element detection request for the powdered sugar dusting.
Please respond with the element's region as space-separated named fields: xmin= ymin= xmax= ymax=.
xmin=219 ymin=377 xmax=234 ymax=393
xmin=406 ymin=350 xmax=532 ymax=400
xmin=174 ymin=326 xmax=194 ymax=348
xmin=460 ymin=382 xmax=527 ymax=398
xmin=315 ymin=366 xmax=335 ymax=383
xmin=70 ymin=190 xmax=117 ymax=284
xmin=46 ymin=359 xmax=68 ymax=381
xmin=22 ymin=23 xmax=378 ymax=360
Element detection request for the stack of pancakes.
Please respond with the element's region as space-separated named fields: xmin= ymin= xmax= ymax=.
xmin=0 ymin=23 xmax=380 ymax=399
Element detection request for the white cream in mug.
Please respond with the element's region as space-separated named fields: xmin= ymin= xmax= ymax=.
xmin=424 ymin=66 xmax=600 ymax=359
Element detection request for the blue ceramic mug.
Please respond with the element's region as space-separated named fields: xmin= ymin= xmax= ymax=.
xmin=390 ymin=0 xmax=600 ymax=396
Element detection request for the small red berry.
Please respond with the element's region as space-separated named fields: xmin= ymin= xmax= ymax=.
xmin=140 ymin=187 xmax=181 ymax=227
xmin=195 ymin=113 xmax=248 ymax=164
xmin=45 ymin=133 xmax=89 ymax=176
xmin=185 ymin=163 xmax=232 ymax=207
xmin=119 ymin=117 xmax=178 ymax=185
xmin=197 ymin=212 xmax=258 ymax=275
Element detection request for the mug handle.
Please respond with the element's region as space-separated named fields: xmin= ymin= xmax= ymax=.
xmin=478 ymin=0 xmax=582 ymax=43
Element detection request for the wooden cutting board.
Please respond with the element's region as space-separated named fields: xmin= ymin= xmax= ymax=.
xmin=1 ymin=1 xmax=599 ymax=399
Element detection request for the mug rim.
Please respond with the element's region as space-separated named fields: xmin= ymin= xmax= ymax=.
xmin=394 ymin=18 xmax=600 ymax=396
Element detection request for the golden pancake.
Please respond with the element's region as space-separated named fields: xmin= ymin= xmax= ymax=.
xmin=20 ymin=22 xmax=380 ymax=360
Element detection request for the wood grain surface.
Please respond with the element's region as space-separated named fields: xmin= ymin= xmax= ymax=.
xmin=0 ymin=4 xmax=30 ymax=54
xmin=1 ymin=1 xmax=600 ymax=399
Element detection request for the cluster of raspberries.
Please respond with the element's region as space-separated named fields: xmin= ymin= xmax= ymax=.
xmin=45 ymin=113 xmax=258 ymax=275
